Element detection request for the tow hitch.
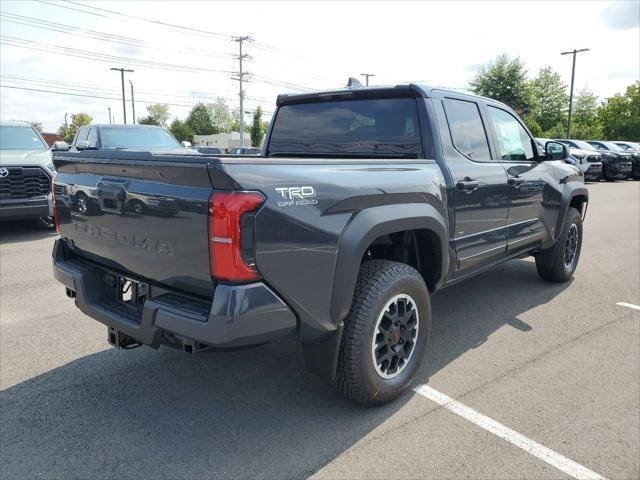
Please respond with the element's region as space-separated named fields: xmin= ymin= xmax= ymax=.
xmin=107 ymin=326 xmax=142 ymax=350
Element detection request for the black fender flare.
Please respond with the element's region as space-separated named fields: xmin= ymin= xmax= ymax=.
xmin=330 ymin=203 xmax=448 ymax=324
xmin=555 ymin=183 xmax=589 ymax=239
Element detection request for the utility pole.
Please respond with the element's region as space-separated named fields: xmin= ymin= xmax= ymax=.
xmin=110 ymin=67 xmax=134 ymax=124
xmin=108 ymin=106 xmax=112 ymax=124
xmin=129 ymin=80 xmax=136 ymax=124
xmin=64 ymin=113 xmax=68 ymax=127
xmin=360 ymin=73 xmax=375 ymax=86
xmin=561 ymin=48 xmax=589 ymax=138
xmin=232 ymin=36 xmax=252 ymax=148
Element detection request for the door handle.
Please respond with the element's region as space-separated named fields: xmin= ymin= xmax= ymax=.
xmin=508 ymin=177 xmax=524 ymax=188
xmin=456 ymin=178 xmax=479 ymax=193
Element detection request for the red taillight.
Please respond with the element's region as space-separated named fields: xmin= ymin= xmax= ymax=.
xmin=51 ymin=173 xmax=60 ymax=234
xmin=208 ymin=191 xmax=264 ymax=282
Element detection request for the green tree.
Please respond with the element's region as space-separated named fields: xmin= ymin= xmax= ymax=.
xmin=570 ymin=88 xmax=603 ymax=139
xmin=598 ymin=81 xmax=640 ymax=141
xmin=469 ymin=54 xmax=533 ymax=115
xmin=138 ymin=104 xmax=170 ymax=126
xmin=523 ymin=114 xmax=542 ymax=137
xmin=185 ymin=102 xmax=215 ymax=135
xmin=207 ymin=98 xmax=233 ymax=133
xmin=30 ymin=122 xmax=43 ymax=133
xmin=57 ymin=112 xmax=92 ymax=142
xmin=250 ymin=106 xmax=265 ymax=147
xmin=169 ymin=119 xmax=194 ymax=143
xmin=530 ymin=67 xmax=568 ymax=133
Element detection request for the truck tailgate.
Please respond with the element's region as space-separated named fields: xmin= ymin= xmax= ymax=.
xmin=53 ymin=152 xmax=215 ymax=297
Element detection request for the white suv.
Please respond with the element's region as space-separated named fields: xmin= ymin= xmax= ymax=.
xmin=0 ymin=121 xmax=54 ymax=222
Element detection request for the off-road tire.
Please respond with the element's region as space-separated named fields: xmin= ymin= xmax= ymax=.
xmin=333 ymin=260 xmax=430 ymax=405
xmin=535 ymin=207 xmax=583 ymax=282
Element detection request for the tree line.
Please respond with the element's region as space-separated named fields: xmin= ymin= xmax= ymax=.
xmin=470 ymin=54 xmax=639 ymax=141
xmin=56 ymin=98 xmax=268 ymax=147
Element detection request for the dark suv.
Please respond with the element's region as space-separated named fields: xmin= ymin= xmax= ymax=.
xmin=590 ymin=141 xmax=639 ymax=180
xmin=556 ymin=139 xmax=632 ymax=181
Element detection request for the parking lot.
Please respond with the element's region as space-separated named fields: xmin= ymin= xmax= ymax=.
xmin=0 ymin=180 xmax=638 ymax=479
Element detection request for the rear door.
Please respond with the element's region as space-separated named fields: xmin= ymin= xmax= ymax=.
xmin=435 ymin=95 xmax=510 ymax=275
xmin=484 ymin=104 xmax=556 ymax=252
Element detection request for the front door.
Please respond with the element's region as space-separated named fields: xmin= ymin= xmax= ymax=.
xmin=485 ymin=105 xmax=555 ymax=252
xmin=436 ymin=96 xmax=510 ymax=276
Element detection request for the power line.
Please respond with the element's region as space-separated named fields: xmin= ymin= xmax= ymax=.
xmin=0 ymin=12 xmax=236 ymax=59
xmin=0 ymin=35 xmax=235 ymax=74
xmin=0 ymin=85 xmax=274 ymax=115
xmin=0 ymin=74 xmax=271 ymax=103
xmin=58 ymin=0 xmax=234 ymax=40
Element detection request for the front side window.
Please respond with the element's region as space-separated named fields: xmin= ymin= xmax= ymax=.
xmin=0 ymin=126 xmax=46 ymax=150
xmin=487 ymin=107 xmax=535 ymax=161
xmin=75 ymin=127 xmax=89 ymax=143
xmin=100 ymin=127 xmax=181 ymax=149
xmin=268 ymin=98 xmax=424 ymax=158
xmin=443 ymin=98 xmax=491 ymax=161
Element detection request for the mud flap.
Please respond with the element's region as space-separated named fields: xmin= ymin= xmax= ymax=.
xmin=302 ymin=323 xmax=343 ymax=381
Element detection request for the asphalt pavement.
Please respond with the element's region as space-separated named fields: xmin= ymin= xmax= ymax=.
xmin=1 ymin=180 xmax=638 ymax=479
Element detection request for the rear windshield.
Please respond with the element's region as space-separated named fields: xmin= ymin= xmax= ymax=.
xmin=0 ymin=126 xmax=46 ymax=150
xmin=100 ymin=127 xmax=181 ymax=149
xmin=268 ymin=98 xmax=424 ymax=158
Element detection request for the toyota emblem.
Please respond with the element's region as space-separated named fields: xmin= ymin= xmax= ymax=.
xmin=0 ymin=168 xmax=9 ymax=178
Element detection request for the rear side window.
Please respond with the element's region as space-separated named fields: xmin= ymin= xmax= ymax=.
xmin=268 ymin=98 xmax=424 ymax=158
xmin=443 ymin=98 xmax=491 ymax=161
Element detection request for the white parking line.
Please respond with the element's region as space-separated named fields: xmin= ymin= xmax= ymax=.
xmin=616 ymin=302 xmax=640 ymax=311
xmin=413 ymin=384 xmax=608 ymax=480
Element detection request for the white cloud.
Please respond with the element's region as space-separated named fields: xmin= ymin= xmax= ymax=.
xmin=1 ymin=0 xmax=638 ymax=132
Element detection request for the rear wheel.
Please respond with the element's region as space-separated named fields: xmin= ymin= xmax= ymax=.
xmin=333 ymin=260 xmax=430 ymax=405
xmin=535 ymin=207 xmax=582 ymax=282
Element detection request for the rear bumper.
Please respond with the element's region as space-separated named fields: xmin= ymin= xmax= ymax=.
xmin=52 ymin=239 xmax=297 ymax=349
xmin=0 ymin=196 xmax=51 ymax=220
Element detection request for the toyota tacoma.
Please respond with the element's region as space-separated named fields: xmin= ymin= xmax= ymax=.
xmin=51 ymin=84 xmax=588 ymax=404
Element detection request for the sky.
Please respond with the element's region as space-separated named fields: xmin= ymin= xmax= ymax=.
xmin=0 ymin=0 xmax=639 ymax=132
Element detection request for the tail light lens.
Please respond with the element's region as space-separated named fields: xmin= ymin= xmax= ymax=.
xmin=208 ymin=191 xmax=264 ymax=282
xmin=51 ymin=173 xmax=60 ymax=234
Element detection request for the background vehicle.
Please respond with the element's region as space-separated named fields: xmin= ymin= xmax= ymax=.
xmin=227 ymin=147 xmax=261 ymax=155
xmin=194 ymin=146 xmax=223 ymax=155
xmin=0 ymin=121 xmax=54 ymax=223
xmin=585 ymin=140 xmax=635 ymax=180
xmin=536 ymin=137 xmax=602 ymax=181
xmin=51 ymin=84 xmax=587 ymax=405
xmin=52 ymin=124 xmax=193 ymax=152
xmin=556 ymin=139 xmax=632 ymax=181
xmin=611 ymin=141 xmax=640 ymax=179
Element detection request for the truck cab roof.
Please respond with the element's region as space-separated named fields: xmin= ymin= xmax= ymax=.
xmin=277 ymin=83 xmax=491 ymax=106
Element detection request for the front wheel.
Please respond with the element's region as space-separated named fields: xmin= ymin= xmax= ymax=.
xmin=333 ymin=260 xmax=430 ymax=405
xmin=535 ymin=207 xmax=583 ymax=282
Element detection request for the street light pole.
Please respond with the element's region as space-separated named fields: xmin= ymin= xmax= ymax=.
xmin=129 ymin=80 xmax=136 ymax=124
xmin=108 ymin=106 xmax=112 ymax=124
xmin=360 ymin=73 xmax=375 ymax=86
xmin=561 ymin=48 xmax=589 ymax=139
xmin=110 ymin=67 xmax=134 ymax=124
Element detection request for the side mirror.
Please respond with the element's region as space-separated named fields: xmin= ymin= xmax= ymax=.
xmin=545 ymin=141 xmax=568 ymax=161
xmin=51 ymin=141 xmax=69 ymax=151
xmin=181 ymin=140 xmax=192 ymax=147
xmin=75 ymin=140 xmax=94 ymax=151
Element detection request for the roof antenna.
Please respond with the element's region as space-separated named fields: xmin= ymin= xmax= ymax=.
xmin=346 ymin=77 xmax=363 ymax=88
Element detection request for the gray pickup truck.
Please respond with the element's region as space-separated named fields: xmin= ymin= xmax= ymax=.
xmin=51 ymin=84 xmax=588 ymax=404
